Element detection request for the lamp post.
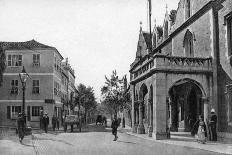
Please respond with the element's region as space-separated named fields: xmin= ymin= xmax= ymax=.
xmin=19 ymin=66 xmax=29 ymax=123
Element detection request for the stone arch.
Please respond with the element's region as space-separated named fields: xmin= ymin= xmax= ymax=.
xmin=168 ymin=78 xmax=206 ymax=132
xmin=139 ymin=83 xmax=148 ymax=101
xmin=169 ymin=78 xmax=206 ymax=97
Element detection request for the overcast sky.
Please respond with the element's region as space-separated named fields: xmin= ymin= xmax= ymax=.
xmin=0 ymin=0 xmax=179 ymax=101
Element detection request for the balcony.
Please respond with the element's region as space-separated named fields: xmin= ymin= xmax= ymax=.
xmin=131 ymin=54 xmax=213 ymax=81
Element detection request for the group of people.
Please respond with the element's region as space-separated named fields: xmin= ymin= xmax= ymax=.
xmin=190 ymin=108 xmax=218 ymax=144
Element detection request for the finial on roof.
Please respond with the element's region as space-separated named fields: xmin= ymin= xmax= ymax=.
xmin=165 ymin=3 xmax=168 ymax=13
xmin=154 ymin=19 xmax=156 ymax=26
xmin=140 ymin=21 xmax=143 ymax=32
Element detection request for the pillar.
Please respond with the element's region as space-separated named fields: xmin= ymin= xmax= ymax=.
xmin=137 ymin=100 xmax=145 ymax=134
xmin=131 ymin=84 xmax=136 ymax=133
xmin=152 ymin=73 xmax=168 ymax=139
xmin=148 ymin=99 xmax=153 ymax=137
xmin=202 ymin=97 xmax=209 ymax=123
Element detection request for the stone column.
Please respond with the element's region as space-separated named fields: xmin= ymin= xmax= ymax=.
xmin=137 ymin=100 xmax=145 ymax=134
xmin=148 ymin=99 xmax=153 ymax=137
xmin=152 ymin=73 xmax=168 ymax=139
xmin=131 ymin=84 xmax=136 ymax=133
xmin=136 ymin=107 xmax=139 ymax=125
xmin=202 ymin=97 xmax=209 ymax=123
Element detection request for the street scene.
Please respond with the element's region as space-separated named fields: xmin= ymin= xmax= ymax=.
xmin=1 ymin=122 xmax=232 ymax=155
xmin=0 ymin=0 xmax=232 ymax=154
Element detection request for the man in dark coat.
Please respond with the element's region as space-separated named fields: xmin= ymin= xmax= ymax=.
xmin=43 ymin=113 xmax=49 ymax=133
xmin=17 ymin=113 xmax=25 ymax=143
xmin=111 ymin=115 xmax=119 ymax=141
xmin=209 ymin=109 xmax=217 ymax=141
xmin=52 ymin=115 xmax=57 ymax=131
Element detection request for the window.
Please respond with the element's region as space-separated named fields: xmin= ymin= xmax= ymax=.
xmin=183 ymin=29 xmax=194 ymax=57
xmin=10 ymin=80 xmax=18 ymax=94
xmin=226 ymin=85 xmax=232 ymax=125
xmin=33 ymin=54 xmax=40 ymax=67
xmin=32 ymin=106 xmax=41 ymax=116
xmin=54 ymin=57 xmax=57 ymax=69
xmin=7 ymin=55 xmax=22 ymax=67
xmin=185 ymin=0 xmax=191 ymax=20
xmin=227 ymin=15 xmax=232 ymax=56
xmin=54 ymin=81 xmax=60 ymax=96
xmin=11 ymin=106 xmax=21 ymax=119
xmin=32 ymin=80 xmax=39 ymax=94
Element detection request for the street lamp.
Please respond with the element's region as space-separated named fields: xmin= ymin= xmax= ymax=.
xmin=19 ymin=66 xmax=29 ymax=123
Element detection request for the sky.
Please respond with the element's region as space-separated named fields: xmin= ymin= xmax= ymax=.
xmin=0 ymin=0 xmax=179 ymax=101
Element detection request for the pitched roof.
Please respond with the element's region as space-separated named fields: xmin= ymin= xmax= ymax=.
xmin=0 ymin=39 xmax=53 ymax=50
xmin=142 ymin=32 xmax=152 ymax=49
xmin=0 ymin=39 xmax=64 ymax=59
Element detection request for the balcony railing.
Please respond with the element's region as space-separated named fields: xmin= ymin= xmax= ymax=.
xmin=132 ymin=54 xmax=213 ymax=80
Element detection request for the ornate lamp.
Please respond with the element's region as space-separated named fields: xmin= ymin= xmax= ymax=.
xmin=19 ymin=66 xmax=29 ymax=122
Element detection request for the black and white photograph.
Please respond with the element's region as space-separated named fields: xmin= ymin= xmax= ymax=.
xmin=0 ymin=0 xmax=231 ymax=154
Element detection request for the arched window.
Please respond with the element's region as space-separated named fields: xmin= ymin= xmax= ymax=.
xmin=185 ymin=0 xmax=191 ymax=20
xmin=183 ymin=30 xmax=194 ymax=57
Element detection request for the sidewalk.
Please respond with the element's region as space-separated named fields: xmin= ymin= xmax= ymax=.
xmin=121 ymin=127 xmax=232 ymax=155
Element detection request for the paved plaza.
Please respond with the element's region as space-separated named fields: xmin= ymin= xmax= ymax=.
xmin=0 ymin=124 xmax=231 ymax=155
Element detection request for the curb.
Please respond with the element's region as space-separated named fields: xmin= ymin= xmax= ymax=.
xmin=125 ymin=132 xmax=231 ymax=155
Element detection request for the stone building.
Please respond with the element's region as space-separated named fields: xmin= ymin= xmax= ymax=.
xmin=0 ymin=40 xmax=77 ymax=128
xmin=130 ymin=0 xmax=232 ymax=140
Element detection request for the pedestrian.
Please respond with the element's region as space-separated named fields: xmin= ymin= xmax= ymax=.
xmin=196 ymin=115 xmax=207 ymax=144
xmin=56 ymin=117 xmax=60 ymax=130
xmin=52 ymin=115 xmax=56 ymax=131
xmin=111 ymin=115 xmax=119 ymax=141
xmin=208 ymin=108 xmax=217 ymax=141
xmin=43 ymin=113 xmax=49 ymax=133
xmin=17 ymin=113 xmax=25 ymax=143
xmin=191 ymin=118 xmax=200 ymax=137
xmin=104 ymin=117 xmax=107 ymax=127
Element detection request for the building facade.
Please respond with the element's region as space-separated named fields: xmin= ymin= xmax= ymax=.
xmin=0 ymin=40 xmax=77 ymax=128
xmin=130 ymin=0 xmax=232 ymax=140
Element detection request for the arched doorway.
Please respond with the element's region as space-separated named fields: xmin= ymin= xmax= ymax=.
xmin=137 ymin=83 xmax=148 ymax=134
xmin=168 ymin=79 xmax=205 ymax=132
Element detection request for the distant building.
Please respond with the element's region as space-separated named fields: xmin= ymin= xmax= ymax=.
xmin=0 ymin=39 xmax=77 ymax=128
xmin=130 ymin=0 xmax=232 ymax=140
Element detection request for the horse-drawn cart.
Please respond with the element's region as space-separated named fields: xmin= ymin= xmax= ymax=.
xmin=64 ymin=115 xmax=79 ymax=132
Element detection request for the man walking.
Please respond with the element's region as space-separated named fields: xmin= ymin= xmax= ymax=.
xmin=17 ymin=113 xmax=25 ymax=143
xmin=209 ymin=109 xmax=217 ymax=141
xmin=43 ymin=113 xmax=49 ymax=133
xmin=111 ymin=115 xmax=119 ymax=141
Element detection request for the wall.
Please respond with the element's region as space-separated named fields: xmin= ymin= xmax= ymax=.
xmin=217 ymin=0 xmax=232 ymax=132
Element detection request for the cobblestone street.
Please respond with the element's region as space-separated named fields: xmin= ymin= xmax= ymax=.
xmin=0 ymin=125 xmax=230 ymax=155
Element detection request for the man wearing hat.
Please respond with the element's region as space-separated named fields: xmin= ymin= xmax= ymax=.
xmin=17 ymin=113 xmax=25 ymax=143
xmin=209 ymin=108 xmax=217 ymax=141
xmin=43 ymin=113 xmax=49 ymax=133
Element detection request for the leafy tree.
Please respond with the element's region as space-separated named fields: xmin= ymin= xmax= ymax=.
xmin=75 ymin=83 xmax=97 ymax=124
xmin=0 ymin=47 xmax=6 ymax=86
xmin=101 ymin=70 xmax=128 ymax=117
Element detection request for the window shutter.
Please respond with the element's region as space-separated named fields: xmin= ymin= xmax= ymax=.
xmin=27 ymin=106 xmax=31 ymax=121
xmin=7 ymin=106 xmax=11 ymax=119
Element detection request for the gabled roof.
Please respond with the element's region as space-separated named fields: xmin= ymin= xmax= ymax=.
xmin=142 ymin=32 xmax=152 ymax=49
xmin=0 ymin=39 xmax=64 ymax=59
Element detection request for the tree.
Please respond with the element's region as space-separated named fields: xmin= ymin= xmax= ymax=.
xmin=0 ymin=47 xmax=6 ymax=86
xmin=101 ymin=70 xmax=127 ymax=117
xmin=75 ymin=83 xmax=97 ymax=124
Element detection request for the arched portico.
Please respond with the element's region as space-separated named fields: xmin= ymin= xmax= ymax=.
xmin=167 ymin=78 xmax=206 ymax=132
